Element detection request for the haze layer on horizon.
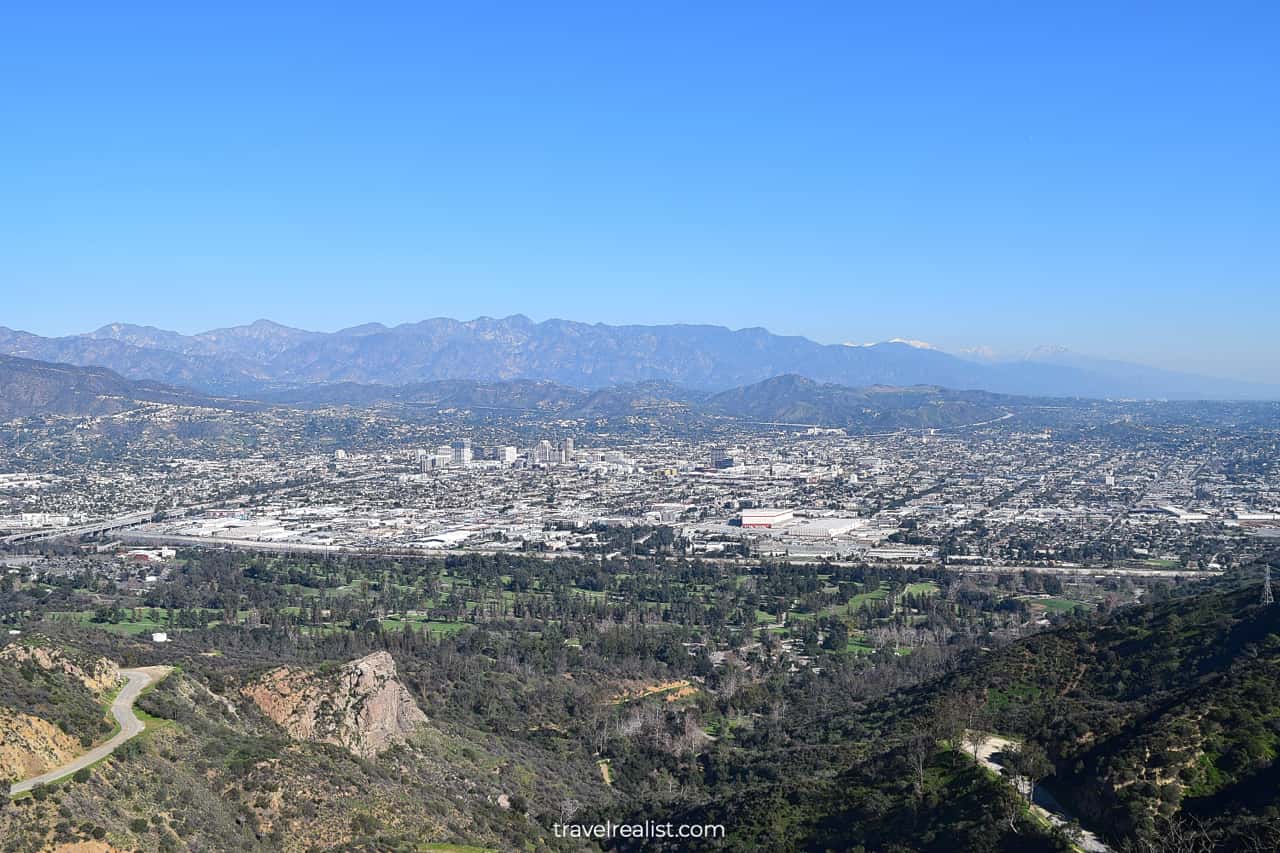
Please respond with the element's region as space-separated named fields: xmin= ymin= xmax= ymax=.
xmin=3 ymin=3 xmax=1277 ymax=381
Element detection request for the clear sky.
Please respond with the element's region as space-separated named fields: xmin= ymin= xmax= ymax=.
xmin=3 ymin=2 xmax=1277 ymax=380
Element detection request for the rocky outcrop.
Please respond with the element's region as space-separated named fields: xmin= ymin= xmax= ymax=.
xmin=0 ymin=644 xmax=120 ymax=693
xmin=0 ymin=707 xmax=82 ymax=780
xmin=242 ymin=651 xmax=426 ymax=758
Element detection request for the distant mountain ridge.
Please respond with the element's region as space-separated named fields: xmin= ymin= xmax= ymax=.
xmin=701 ymin=374 xmax=1016 ymax=427
xmin=263 ymin=373 xmax=1021 ymax=430
xmin=0 ymin=354 xmax=233 ymax=419
xmin=2 ymin=315 xmax=1274 ymax=400
xmin=0 ymin=354 xmax=1020 ymax=431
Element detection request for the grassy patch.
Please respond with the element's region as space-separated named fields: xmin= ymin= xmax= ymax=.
xmin=987 ymin=684 xmax=1043 ymax=711
xmin=843 ymin=636 xmax=875 ymax=654
xmin=1037 ymin=598 xmax=1087 ymax=613
xmin=48 ymin=610 xmax=178 ymax=636
xmin=847 ymin=582 xmax=890 ymax=610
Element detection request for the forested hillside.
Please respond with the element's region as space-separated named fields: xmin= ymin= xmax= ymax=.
xmin=955 ymin=574 xmax=1280 ymax=850
xmin=636 ymin=568 xmax=1280 ymax=852
xmin=4 ymin=549 xmax=1277 ymax=851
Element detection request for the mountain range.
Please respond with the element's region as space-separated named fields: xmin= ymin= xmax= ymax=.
xmin=1 ymin=316 xmax=1274 ymax=400
xmin=0 ymin=354 xmax=1023 ymax=431
xmin=0 ymin=354 xmax=245 ymax=421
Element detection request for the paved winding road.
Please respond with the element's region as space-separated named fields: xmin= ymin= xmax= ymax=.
xmin=967 ymin=732 xmax=1111 ymax=853
xmin=9 ymin=665 xmax=171 ymax=796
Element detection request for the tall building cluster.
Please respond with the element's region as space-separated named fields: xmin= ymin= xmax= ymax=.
xmin=418 ymin=437 xmax=577 ymax=471
xmin=532 ymin=438 xmax=575 ymax=465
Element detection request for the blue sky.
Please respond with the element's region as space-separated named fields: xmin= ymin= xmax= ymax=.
xmin=2 ymin=2 xmax=1277 ymax=380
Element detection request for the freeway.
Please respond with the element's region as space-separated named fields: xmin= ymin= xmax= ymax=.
xmin=1 ymin=473 xmax=387 ymax=547
xmin=123 ymin=531 xmax=341 ymax=553
xmin=943 ymin=563 xmax=1218 ymax=579
xmin=116 ymin=531 xmax=1224 ymax=580
xmin=1 ymin=511 xmax=154 ymax=546
xmin=9 ymin=666 xmax=172 ymax=796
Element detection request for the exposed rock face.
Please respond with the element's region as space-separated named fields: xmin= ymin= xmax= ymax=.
xmin=242 ymin=651 xmax=426 ymax=758
xmin=0 ymin=707 xmax=83 ymax=780
xmin=0 ymin=644 xmax=121 ymax=693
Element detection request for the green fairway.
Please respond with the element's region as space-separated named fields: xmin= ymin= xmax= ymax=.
xmin=1036 ymin=597 xmax=1087 ymax=613
xmin=379 ymin=616 xmax=473 ymax=636
xmin=842 ymin=582 xmax=892 ymax=613
xmin=843 ymin=635 xmax=875 ymax=654
xmin=49 ymin=610 xmax=181 ymax=636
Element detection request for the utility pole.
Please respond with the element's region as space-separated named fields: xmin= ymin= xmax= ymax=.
xmin=1263 ymin=564 xmax=1274 ymax=607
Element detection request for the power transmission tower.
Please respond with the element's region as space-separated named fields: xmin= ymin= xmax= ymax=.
xmin=1263 ymin=564 xmax=1274 ymax=607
